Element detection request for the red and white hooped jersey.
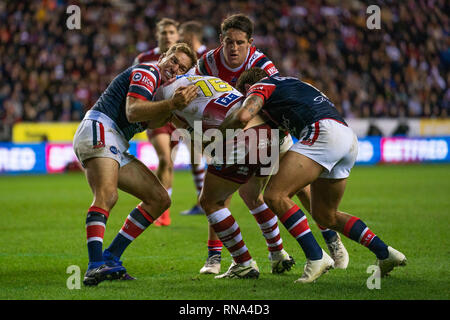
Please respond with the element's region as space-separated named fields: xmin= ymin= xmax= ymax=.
xmin=134 ymin=47 xmax=161 ymax=65
xmin=195 ymin=45 xmax=279 ymax=87
xmin=153 ymin=75 xmax=244 ymax=132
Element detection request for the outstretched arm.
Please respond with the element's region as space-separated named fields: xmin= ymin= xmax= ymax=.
xmin=126 ymin=85 xmax=198 ymax=127
xmin=218 ymin=94 xmax=265 ymax=132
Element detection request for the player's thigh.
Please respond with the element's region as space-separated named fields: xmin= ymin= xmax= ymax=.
xmin=118 ymin=158 xmax=169 ymax=206
xmin=265 ymin=151 xmax=323 ymax=200
xmin=199 ymin=171 xmax=241 ymax=214
xmin=84 ymin=157 xmax=119 ymax=197
xmin=310 ymin=177 xmax=347 ymax=227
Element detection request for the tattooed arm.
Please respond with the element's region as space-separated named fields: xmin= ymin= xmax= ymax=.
xmin=218 ymin=94 xmax=265 ymax=133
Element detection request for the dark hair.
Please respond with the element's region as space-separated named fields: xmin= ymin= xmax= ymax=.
xmin=179 ymin=20 xmax=203 ymax=39
xmin=166 ymin=42 xmax=198 ymax=68
xmin=221 ymin=14 xmax=253 ymax=39
xmin=236 ymin=68 xmax=268 ymax=93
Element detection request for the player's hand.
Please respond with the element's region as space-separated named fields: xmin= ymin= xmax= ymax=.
xmin=172 ymin=85 xmax=198 ymax=110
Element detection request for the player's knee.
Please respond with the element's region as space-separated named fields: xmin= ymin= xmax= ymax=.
xmin=263 ymin=189 xmax=281 ymax=211
xmin=199 ymin=193 xmax=221 ymax=214
xmin=296 ymin=187 xmax=309 ymax=199
xmin=144 ymin=189 xmax=171 ymax=213
xmin=239 ymin=188 xmax=263 ymax=209
xmin=94 ymin=189 xmax=118 ymax=211
xmin=199 ymin=193 xmax=210 ymax=213
xmin=161 ymin=195 xmax=171 ymax=212
xmin=311 ymin=210 xmax=338 ymax=230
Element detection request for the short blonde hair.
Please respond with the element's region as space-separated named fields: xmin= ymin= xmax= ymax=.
xmin=166 ymin=42 xmax=198 ymax=69
xmin=156 ymin=18 xmax=179 ymax=32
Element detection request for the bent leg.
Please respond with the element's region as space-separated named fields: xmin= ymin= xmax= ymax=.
xmin=264 ymin=152 xmax=323 ymax=215
xmin=239 ymin=176 xmax=284 ymax=253
xmin=118 ymin=158 xmax=171 ymax=217
xmin=83 ymin=157 xmax=120 ymax=269
xmin=264 ymin=151 xmax=325 ymax=261
xmin=84 ymin=157 xmax=120 ymax=211
xmin=199 ymin=172 xmax=254 ymax=267
xmin=104 ymin=158 xmax=171 ymax=259
xmin=310 ymin=178 xmax=390 ymax=260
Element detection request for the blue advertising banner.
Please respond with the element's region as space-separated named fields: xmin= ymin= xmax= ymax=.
xmin=0 ymin=136 xmax=449 ymax=174
xmin=0 ymin=143 xmax=47 ymax=174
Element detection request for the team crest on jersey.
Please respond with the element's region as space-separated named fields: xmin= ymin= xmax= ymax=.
xmin=133 ymin=72 xmax=142 ymax=81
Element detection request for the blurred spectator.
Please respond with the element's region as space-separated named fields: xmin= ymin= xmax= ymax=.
xmin=0 ymin=0 xmax=448 ymax=141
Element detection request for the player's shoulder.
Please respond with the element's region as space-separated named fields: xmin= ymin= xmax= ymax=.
xmin=247 ymin=76 xmax=277 ymax=100
xmin=132 ymin=62 xmax=161 ymax=76
xmin=197 ymin=46 xmax=221 ymax=75
xmin=247 ymin=46 xmax=278 ymax=76
xmin=130 ymin=63 xmax=162 ymax=89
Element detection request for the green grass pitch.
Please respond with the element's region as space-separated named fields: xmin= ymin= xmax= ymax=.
xmin=0 ymin=164 xmax=449 ymax=300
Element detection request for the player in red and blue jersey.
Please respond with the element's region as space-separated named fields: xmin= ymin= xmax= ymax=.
xmin=73 ymin=43 xmax=198 ymax=286
xmin=221 ymin=68 xmax=407 ymax=282
xmin=194 ymin=13 xmax=348 ymax=276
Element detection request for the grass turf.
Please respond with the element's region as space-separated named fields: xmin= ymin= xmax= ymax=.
xmin=0 ymin=164 xmax=449 ymax=300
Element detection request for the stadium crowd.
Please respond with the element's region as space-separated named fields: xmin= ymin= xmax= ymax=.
xmin=0 ymin=0 xmax=449 ymax=140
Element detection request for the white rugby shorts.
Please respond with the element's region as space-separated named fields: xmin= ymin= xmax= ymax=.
xmin=289 ymin=119 xmax=358 ymax=179
xmin=280 ymin=133 xmax=294 ymax=154
xmin=73 ymin=110 xmax=135 ymax=167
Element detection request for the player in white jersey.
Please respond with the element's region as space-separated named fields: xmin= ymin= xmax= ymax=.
xmin=154 ymin=74 xmax=296 ymax=278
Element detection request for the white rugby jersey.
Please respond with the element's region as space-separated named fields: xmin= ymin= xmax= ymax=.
xmin=154 ymin=75 xmax=244 ymax=132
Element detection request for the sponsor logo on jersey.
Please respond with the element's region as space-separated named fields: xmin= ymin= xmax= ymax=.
xmin=267 ymin=66 xmax=278 ymax=75
xmin=110 ymin=146 xmax=118 ymax=154
xmin=313 ymin=95 xmax=327 ymax=104
xmin=141 ymin=76 xmax=154 ymax=90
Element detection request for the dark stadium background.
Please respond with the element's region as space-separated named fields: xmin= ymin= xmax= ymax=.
xmin=1 ymin=0 xmax=448 ymax=137
xmin=0 ymin=0 xmax=449 ymax=304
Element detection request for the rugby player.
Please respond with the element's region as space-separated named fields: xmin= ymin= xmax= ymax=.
xmin=73 ymin=43 xmax=198 ymax=286
xmin=153 ymin=74 xmax=296 ymax=278
xmin=195 ymin=13 xmax=348 ymax=275
xmin=221 ymin=68 xmax=407 ymax=282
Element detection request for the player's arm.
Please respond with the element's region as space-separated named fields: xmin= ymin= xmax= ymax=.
xmin=125 ymin=85 xmax=198 ymax=125
xmin=218 ymin=94 xmax=264 ymax=131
